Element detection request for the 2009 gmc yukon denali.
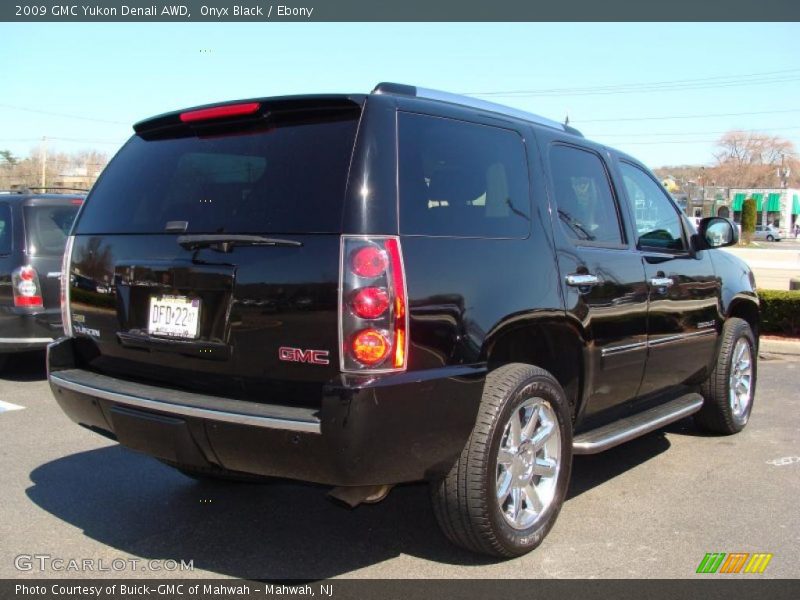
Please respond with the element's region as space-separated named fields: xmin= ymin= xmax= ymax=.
xmin=48 ymin=83 xmax=759 ymax=557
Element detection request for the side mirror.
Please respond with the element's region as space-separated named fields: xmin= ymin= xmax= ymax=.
xmin=696 ymin=217 xmax=739 ymax=249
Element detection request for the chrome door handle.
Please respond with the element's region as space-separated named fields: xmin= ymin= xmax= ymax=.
xmin=650 ymin=277 xmax=674 ymax=288
xmin=566 ymin=274 xmax=600 ymax=287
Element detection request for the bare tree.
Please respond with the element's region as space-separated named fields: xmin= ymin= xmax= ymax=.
xmin=712 ymin=131 xmax=797 ymax=188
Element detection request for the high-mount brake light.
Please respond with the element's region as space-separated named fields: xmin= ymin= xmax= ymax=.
xmin=12 ymin=266 xmax=43 ymax=309
xmin=179 ymin=102 xmax=261 ymax=123
xmin=340 ymin=236 xmax=409 ymax=372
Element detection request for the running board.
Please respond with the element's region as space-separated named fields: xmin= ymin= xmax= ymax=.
xmin=572 ymin=393 xmax=704 ymax=455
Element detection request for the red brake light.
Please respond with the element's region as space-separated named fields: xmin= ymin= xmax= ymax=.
xmin=14 ymin=295 xmax=43 ymax=307
xmin=384 ymin=239 xmax=407 ymax=368
xmin=351 ymin=287 xmax=390 ymax=319
xmin=352 ymin=329 xmax=390 ymax=365
xmin=70 ymin=199 xmax=83 ymax=205
xmin=179 ymin=102 xmax=261 ymax=123
xmin=13 ymin=266 xmax=43 ymax=309
xmin=351 ymin=246 xmax=389 ymax=278
xmin=340 ymin=236 xmax=408 ymax=372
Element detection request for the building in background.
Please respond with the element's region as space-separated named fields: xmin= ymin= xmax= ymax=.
xmin=729 ymin=188 xmax=800 ymax=233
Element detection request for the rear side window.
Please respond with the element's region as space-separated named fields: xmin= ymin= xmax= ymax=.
xmin=0 ymin=204 xmax=11 ymax=255
xmin=549 ymin=145 xmax=623 ymax=246
xmin=75 ymin=113 xmax=359 ymax=235
xmin=24 ymin=204 xmax=80 ymax=256
xmin=398 ymin=113 xmax=531 ymax=238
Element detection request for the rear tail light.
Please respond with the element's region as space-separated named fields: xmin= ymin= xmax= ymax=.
xmin=339 ymin=236 xmax=409 ymax=372
xmin=12 ymin=266 xmax=43 ymax=309
xmin=61 ymin=235 xmax=75 ymax=336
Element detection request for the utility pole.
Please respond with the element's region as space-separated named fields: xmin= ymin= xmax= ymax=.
xmin=40 ymin=136 xmax=47 ymax=189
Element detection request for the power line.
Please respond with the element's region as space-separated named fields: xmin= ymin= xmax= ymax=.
xmin=465 ymin=68 xmax=800 ymax=97
xmin=0 ymin=103 xmax=129 ymax=125
xmin=0 ymin=137 xmax=123 ymax=145
xmin=589 ymin=125 xmax=800 ymax=138
xmin=574 ymin=107 xmax=800 ymax=124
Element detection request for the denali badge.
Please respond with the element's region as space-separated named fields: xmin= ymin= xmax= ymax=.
xmin=279 ymin=346 xmax=330 ymax=365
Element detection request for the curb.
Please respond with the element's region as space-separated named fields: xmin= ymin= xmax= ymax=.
xmin=760 ymin=337 xmax=800 ymax=357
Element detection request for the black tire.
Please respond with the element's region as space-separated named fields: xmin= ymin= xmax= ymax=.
xmin=766 ymin=235 xmax=774 ymax=242
xmin=697 ymin=317 xmax=757 ymax=434
xmin=158 ymin=459 xmax=274 ymax=484
xmin=430 ymin=363 xmax=572 ymax=557
xmin=0 ymin=354 xmax=8 ymax=372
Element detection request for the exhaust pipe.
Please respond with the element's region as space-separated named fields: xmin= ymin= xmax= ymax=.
xmin=327 ymin=484 xmax=393 ymax=508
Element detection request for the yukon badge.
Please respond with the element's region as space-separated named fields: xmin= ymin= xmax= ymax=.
xmin=279 ymin=346 xmax=330 ymax=365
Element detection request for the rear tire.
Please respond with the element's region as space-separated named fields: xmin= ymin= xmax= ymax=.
xmin=697 ymin=318 xmax=756 ymax=434
xmin=766 ymin=235 xmax=774 ymax=242
xmin=159 ymin=459 xmax=274 ymax=484
xmin=430 ymin=363 xmax=572 ymax=557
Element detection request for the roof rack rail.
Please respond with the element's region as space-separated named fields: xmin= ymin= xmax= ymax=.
xmin=371 ymin=82 xmax=583 ymax=137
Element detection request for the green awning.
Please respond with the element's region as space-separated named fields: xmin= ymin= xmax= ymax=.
xmin=766 ymin=193 xmax=781 ymax=212
xmin=732 ymin=193 xmax=746 ymax=210
xmin=793 ymin=194 xmax=800 ymax=215
xmin=751 ymin=193 xmax=764 ymax=210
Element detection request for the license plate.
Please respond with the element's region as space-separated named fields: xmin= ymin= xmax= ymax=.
xmin=147 ymin=295 xmax=200 ymax=339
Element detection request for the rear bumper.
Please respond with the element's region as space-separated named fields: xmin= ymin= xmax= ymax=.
xmin=0 ymin=307 xmax=60 ymax=352
xmin=47 ymin=337 xmax=484 ymax=486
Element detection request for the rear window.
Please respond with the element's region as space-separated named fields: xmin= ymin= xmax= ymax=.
xmin=24 ymin=204 xmax=80 ymax=256
xmin=398 ymin=112 xmax=531 ymax=238
xmin=75 ymin=113 xmax=359 ymax=235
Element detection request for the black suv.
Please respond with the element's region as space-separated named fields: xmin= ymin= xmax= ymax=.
xmin=0 ymin=191 xmax=83 ymax=368
xmin=48 ymin=84 xmax=759 ymax=557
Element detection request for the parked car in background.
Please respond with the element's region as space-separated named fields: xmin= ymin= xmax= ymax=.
xmin=48 ymin=84 xmax=759 ymax=557
xmin=753 ymin=225 xmax=782 ymax=242
xmin=0 ymin=191 xmax=83 ymax=369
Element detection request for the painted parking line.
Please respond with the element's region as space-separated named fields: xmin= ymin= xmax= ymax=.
xmin=0 ymin=400 xmax=25 ymax=413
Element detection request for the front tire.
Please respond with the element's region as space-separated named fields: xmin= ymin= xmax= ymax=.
xmin=697 ymin=317 xmax=756 ymax=434
xmin=430 ymin=363 xmax=572 ymax=557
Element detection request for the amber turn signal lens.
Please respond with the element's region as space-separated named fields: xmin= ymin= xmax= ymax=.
xmin=351 ymin=329 xmax=390 ymax=365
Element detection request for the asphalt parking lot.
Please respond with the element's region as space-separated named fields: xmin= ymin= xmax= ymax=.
xmin=0 ymin=351 xmax=798 ymax=580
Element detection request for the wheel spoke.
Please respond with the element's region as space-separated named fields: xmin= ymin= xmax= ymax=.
xmin=523 ymin=484 xmax=544 ymax=513
xmin=498 ymin=446 xmax=514 ymax=468
xmin=521 ymin=405 xmax=540 ymax=441
xmin=532 ymin=456 xmax=557 ymax=478
xmin=510 ymin=485 xmax=522 ymax=522
xmin=497 ymin=471 xmax=512 ymax=503
xmin=530 ymin=421 xmax=554 ymax=451
xmin=510 ymin=410 xmax=522 ymax=447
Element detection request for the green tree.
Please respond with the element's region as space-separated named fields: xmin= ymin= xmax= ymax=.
xmin=741 ymin=197 xmax=757 ymax=244
xmin=0 ymin=150 xmax=17 ymax=165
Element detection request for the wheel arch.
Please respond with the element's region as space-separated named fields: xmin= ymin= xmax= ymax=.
xmin=726 ymin=294 xmax=760 ymax=346
xmin=483 ymin=319 xmax=584 ymax=421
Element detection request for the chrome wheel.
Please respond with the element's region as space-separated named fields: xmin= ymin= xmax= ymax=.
xmin=729 ymin=338 xmax=753 ymax=420
xmin=496 ymin=397 xmax=561 ymax=530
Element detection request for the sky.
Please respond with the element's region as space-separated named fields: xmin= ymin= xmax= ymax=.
xmin=1 ymin=22 xmax=799 ymax=169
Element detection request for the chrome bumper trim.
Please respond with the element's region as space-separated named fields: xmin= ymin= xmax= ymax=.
xmin=49 ymin=373 xmax=321 ymax=434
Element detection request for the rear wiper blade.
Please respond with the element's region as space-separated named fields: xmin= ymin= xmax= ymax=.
xmin=177 ymin=234 xmax=302 ymax=252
